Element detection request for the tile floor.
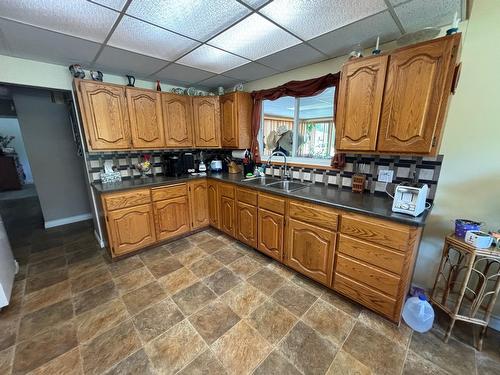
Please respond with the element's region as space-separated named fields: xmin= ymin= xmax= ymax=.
xmin=1 ymin=214 xmax=499 ymax=374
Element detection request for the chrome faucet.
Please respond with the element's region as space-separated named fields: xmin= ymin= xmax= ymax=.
xmin=267 ymin=151 xmax=289 ymax=180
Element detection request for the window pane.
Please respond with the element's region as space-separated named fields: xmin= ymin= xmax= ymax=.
xmin=297 ymin=87 xmax=334 ymax=159
xmin=262 ymin=96 xmax=295 ymax=157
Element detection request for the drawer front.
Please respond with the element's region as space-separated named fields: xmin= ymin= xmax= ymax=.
xmin=236 ymin=187 xmax=258 ymax=206
xmin=258 ymin=192 xmax=285 ymax=214
xmin=333 ymin=273 xmax=397 ymax=321
xmin=288 ymin=200 xmax=338 ymax=231
xmin=340 ymin=214 xmax=411 ymax=251
xmin=104 ymin=189 xmax=151 ymax=211
xmin=336 ymin=254 xmax=400 ymax=297
xmin=151 ymin=184 xmax=187 ymax=201
xmin=338 ymin=234 xmax=405 ymax=274
xmin=219 ymin=183 xmax=235 ymax=199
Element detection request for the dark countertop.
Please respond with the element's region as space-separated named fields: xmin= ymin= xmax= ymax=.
xmin=92 ymin=173 xmax=430 ymax=227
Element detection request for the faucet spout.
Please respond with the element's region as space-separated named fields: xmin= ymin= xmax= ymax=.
xmin=267 ymin=151 xmax=289 ymax=180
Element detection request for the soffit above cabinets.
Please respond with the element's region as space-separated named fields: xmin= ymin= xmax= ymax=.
xmin=0 ymin=0 xmax=467 ymax=89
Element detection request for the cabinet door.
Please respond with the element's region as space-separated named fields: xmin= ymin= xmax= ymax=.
xmin=189 ymin=180 xmax=209 ymax=230
xmin=236 ymin=201 xmax=257 ymax=248
xmin=107 ymin=203 xmax=156 ymax=256
xmin=207 ymin=180 xmax=219 ymax=229
xmin=378 ymin=37 xmax=456 ymax=153
xmin=78 ymin=81 xmax=131 ymax=150
xmin=285 ymin=218 xmax=335 ymax=285
xmin=126 ymin=88 xmax=165 ymax=149
xmin=258 ymin=208 xmax=283 ymax=261
xmin=220 ymin=196 xmax=235 ymax=237
xmin=193 ymin=97 xmax=220 ymax=148
xmin=153 ymin=196 xmax=190 ymax=241
xmin=335 ymin=55 xmax=388 ymax=151
xmin=162 ymin=93 xmax=193 ymax=148
xmin=220 ymin=93 xmax=238 ymax=148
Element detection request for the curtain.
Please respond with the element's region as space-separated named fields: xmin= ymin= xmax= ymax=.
xmin=250 ymin=72 xmax=345 ymax=168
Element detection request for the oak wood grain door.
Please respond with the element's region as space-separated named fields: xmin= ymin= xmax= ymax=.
xmin=207 ymin=180 xmax=219 ymax=229
xmin=107 ymin=203 xmax=156 ymax=256
xmin=220 ymin=93 xmax=237 ymax=148
xmin=162 ymin=93 xmax=193 ymax=148
xmin=78 ymin=81 xmax=131 ymax=150
xmin=192 ymin=97 xmax=220 ymax=148
xmin=236 ymin=201 xmax=257 ymax=248
xmin=378 ymin=36 xmax=456 ymax=153
xmin=220 ymin=196 xmax=235 ymax=237
xmin=335 ymin=55 xmax=388 ymax=151
xmin=153 ymin=196 xmax=190 ymax=241
xmin=285 ymin=218 xmax=335 ymax=285
xmin=258 ymin=208 xmax=283 ymax=261
xmin=126 ymin=88 xmax=165 ymax=149
xmin=188 ymin=180 xmax=209 ymax=230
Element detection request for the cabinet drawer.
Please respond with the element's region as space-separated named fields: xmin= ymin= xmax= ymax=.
xmin=236 ymin=187 xmax=258 ymax=206
xmin=340 ymin=214 xmax=411 ymax=251
xmin=219 ymin=183 xmax=235 ymax=199
xmin=258 ymin=193 xmax=285 ymax=214
xmin=104 ymin=189 xmax=151 ymax=211
xmin=338 ymin=234 xmax=405 ymax=274
xmin=336 ymin=254 xmax=400 ymax=297
xmin=288 ymin=200 xmax=338 ymax=231
xmin=151 ymin=184 xmax=187 ymax=201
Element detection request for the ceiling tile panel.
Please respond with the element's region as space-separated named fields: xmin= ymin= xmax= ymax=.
xmin=94 ymin=46 xmax=168 ymax=77
xmin=224 ymin=62 xmax=279 ymax=81
xmin=197 ymin=75 xmax=243 ymax=89
xmin=0 ymin=0 xmax=119 ymax=43
xmin=177 ymin=45 xmax=249 ymax=74
xmin=259 ymin=0 xmax=387 ymax=40
xmin=0 ymin=18 xmax=100 ymax=66
xmin=89 ymin=0 xmax=128 ymax=11
xmin=256 ymin=43 xmax=325 ymax=72
xmin=240 ymin=0 xmax=272 ymax=9
xmin=126 ymin=0 xmax=250 ymax=41
xmin=309 ymin=11 xmax=401 ymax=57
xmin=108 ymin=15 xmax=200 ymax=61
xmin=394 ymin=0 xmax=463 ymax=33
xmin=155 ymin=63 xmax=215 ymax=84
xmin=209 ymin=13 xmax=301 ymax=60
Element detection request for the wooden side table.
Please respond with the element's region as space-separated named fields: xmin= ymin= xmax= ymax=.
xmin=431 ymin=234 xmax=500 ymax=350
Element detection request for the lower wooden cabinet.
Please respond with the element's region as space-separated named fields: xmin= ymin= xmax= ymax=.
xmin=107 ymin=203 xmax=156 ymax=256
xmin=220 ymin=196 xmax=236 ymax=236
xmin=153 ymin=196 xmax=191 ymax=241
xmin=236 ymin=201 xmax=257 ymax=248
xmin=207 ymin=180 xmax=219 ymax=229
xmin=284 ymin=218 xmax=335 ymax=286
xmin=188 ymin=180 xmax=209 ymax=230
xmin=258 ymin=208 xmax=283 ymax=261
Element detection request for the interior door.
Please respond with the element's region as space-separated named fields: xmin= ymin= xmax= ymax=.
xmin=153 ymin=196 xmax=190 ymax=241
xmin=220 ymin=196 xmax=235 ymax=237
xmin=257 ymin=208 xmax=283 ymax=261
xmin=189 ymin=180 xmax=209 ymax=229
xmin=236 ymin=201 xmax=257 ymax=248
xmin=193 ymin=97 xmax=220 ymax=148
xmin=220 ymin=93 xmax=238 ymax=148
xmin=162 ymin=93 xmax=193 ymax=148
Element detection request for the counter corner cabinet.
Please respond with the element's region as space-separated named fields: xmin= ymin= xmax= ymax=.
xmin=192 ymin=96 xmax=221 ymax=148
xmin=335 ymin=33 xmax=461 ymax=155
xmin=220 ymin=92 xmax=253 ymax=149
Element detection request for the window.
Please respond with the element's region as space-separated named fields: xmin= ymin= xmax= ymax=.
xmin=259 ymin=87 xmax=335 ymax=165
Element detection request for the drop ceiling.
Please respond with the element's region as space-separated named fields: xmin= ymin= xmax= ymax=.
xmin=0 ymin=0 xmax=467 ymax=90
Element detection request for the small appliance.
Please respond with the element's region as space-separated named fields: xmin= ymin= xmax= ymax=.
xmin=182 ymin=153 xmax=195 ymax=174
xmin=392 ymin=182 xmax=428 ymax=217
xmin=210 ymin=159 xmax=222 ymax=172
xmin=464 ymin=230 xmax=493 ymax=249
xmin=162 ymin=155 xmax=184 ymax=177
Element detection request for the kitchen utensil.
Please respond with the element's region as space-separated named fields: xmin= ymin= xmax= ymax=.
xmin=228 ymin=161 xmax=242 ymax=174
xmin=392 ymin=182 xmax=428 ymax=217
xmin=126 ymin=75 xmax=135 ymax=87
xmin=464 ymin=230 xmax=493 ymax=249
xmin=351 ymin=174 xmax=366 ymax=193
xmin=90 ymin=71 xmax=103 ymax=81
xmin=455 ymin=219 xmax=481 ymax=238
xmin=69 ymin=64 xmax=85 ymax=78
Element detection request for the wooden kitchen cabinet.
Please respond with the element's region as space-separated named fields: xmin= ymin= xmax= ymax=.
xmin=335 ymin=55 xmax=388 ymax=151
xmin=153 ymin=196 xmax=191 ymax=241
xmin=162 ymin=93 xmax=193 ymax=148
xmin=107 ymin=203 xmax=156 ymax=256
xmin=220 ymin=196 xmax=236 ymax=237
xmin=77 ymin=80 xmax=131 ymax=151
xmin=192 ymin=97 xmax=221 ymax=148
xmin=207 ymin=180 xmax=220 ymax=229
xmin=188 ymin=180 xmax=209 ymax=230
xmin=236 ymin=201 xmax=258 ymax=248
xmin=220 ymin=92 xmax=253 ymax=149
xmin=258 ymin=208 xmax=283 ymax=261
xmin=285 ymin=218 xmax=335 ymax=286
xmin=126 ymin=88 xmax=165 ymax=149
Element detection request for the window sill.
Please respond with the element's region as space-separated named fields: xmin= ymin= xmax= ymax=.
xmin=266 ymin=159 xmax=339 ymax=171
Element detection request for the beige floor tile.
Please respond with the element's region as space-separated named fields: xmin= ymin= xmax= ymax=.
xmin=0 ymin=347 xmax=14 ymax=375
xmin=290 ymin=274 xmax=326 ymax=297
xmin=220 ymin=283 xmax=267 ymax=317
xmin=73 ymin=281 xmax=118 ymax=316
xmin=402 ymin=350 xmax=448 ymax=375
xmin=114 ymin=266 xmax=155 ymax=295
xmin=108 ymin=256 xmax=144 ymax=278
xmin=212 ymin=247 xmax=244 ymax=265
xmin=197 ymin=238 xmax=227 ymax=254
xmin=189 ymin=300 xmax=240 ymax=344
xmin=104 ymin=349 xmax=154 ymax=375
xmin=247 ymin=268 xmax=286 ymax=295
xmin=27 ymin=256 xmax=67 ymax=277
xmin=321 ymin=289 xmax=362 ymax=317
xmin=177 ymin=349 xmax=227 ymax=375
xmin=133 ymin=299 xmax=184 ymax=343
xmin=0 ymin=318 xmax=18 ymax=352
xmin=175 ymin=247 xmax=208 ymax=267
xmin=67 ymin=256 xmax=106 ymax=279
xmin=25 ymin=268 xmax=68 ymax=294
xmin=254 ymin=350 xmax=301 ymax=375
xmin=145 ymin=257 xmax=184 ymax=279
xmin=188 ymin=256 xmax=224 ymax=278
xmin=228 ymin=256 xmax=263 ymax=279
xmin=246 ymin=299 xmax=297 ymax=344
xmin=326 ymin=350 xmax=372 ymax=375
xmin=187 ymin=231 xmax=214 ymax=245
xmin=158 ymin=267 xmax=199 ymax=295
xmin=163 ymin=238 xmax=192 ymax=255
xmin=22 ymin=280 xmax=71 ymax=315
xmin=69 ymin=266 xmax=112 ymax=294
xmin=272 ymin=281 xmax=317 ymax=317
xmin=203 ymin=268 xmax=242 ymax=296
xmin=139 ymin=246 xmax=172 ymax=264
xmin=266 ymin=261 xmax=296 ymax=280
xmin=358 ymin=309 xmax=412 ymax=347
xmin=28 ymin=347 xmax=82 ymax=375
xmin=122 ymin=281 xmax=167 ymax=315
xmin=171 ymin=282 xmax=217 ymax=316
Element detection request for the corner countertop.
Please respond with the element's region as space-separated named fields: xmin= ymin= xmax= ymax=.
xmin=92 ymin=173 xmax=430 ymax=227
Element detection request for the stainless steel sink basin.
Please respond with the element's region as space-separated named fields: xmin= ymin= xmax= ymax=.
xmin=265 ymin=180 xmax=309 ymax=192
xmin=241 ymin=177 xmax=281 ymax=186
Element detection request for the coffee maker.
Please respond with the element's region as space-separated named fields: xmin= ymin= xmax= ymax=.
xmin=162 ymin=154 xmax=184 ymax=177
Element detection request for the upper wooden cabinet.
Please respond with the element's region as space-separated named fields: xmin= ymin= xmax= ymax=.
xmin=188 ymin=180 xmax=209 ymax=230
xmin=192 ymin=97 xmax=221 ymax=148
xmin=220 ymin=92 xmax=253 ymax=149
xmin=336 ymin=34 xmax=461 ymax=155
xmin=77 ymin=81 xmax=131 ymax=151
xmin=126 ymin=88 xmax=165 ymax=149
xmin=336 ymin=55 xmax=388 ymax=151
xmin=162 ymin=93 xmax=193 ymax=148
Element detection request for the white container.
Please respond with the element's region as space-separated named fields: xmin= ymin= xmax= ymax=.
xmin=402 ymin=295 xmax=434 ymax=333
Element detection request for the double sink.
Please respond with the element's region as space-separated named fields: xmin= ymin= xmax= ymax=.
xmin=241 ymin=176 xmax=309 ymax=192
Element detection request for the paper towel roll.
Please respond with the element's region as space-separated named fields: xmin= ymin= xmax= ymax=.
xmin=231 ymin=150 xmax=247 ymax=160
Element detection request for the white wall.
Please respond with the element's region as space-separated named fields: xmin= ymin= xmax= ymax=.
xmin=0 ymin=117 xmax=33 ymax=183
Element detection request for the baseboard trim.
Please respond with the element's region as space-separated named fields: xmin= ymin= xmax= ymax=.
xmin=44 ymin=213 xmax=92 ymax=229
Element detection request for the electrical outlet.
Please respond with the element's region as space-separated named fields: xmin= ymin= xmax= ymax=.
xmin=378 ymin=169 xmax=394 ymax=183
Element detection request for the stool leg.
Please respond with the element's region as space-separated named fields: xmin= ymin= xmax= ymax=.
xmin=444 ymin=318 xmax=456 ymax=343
xmin=478 ymin=325 xmax=487 ymax=351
